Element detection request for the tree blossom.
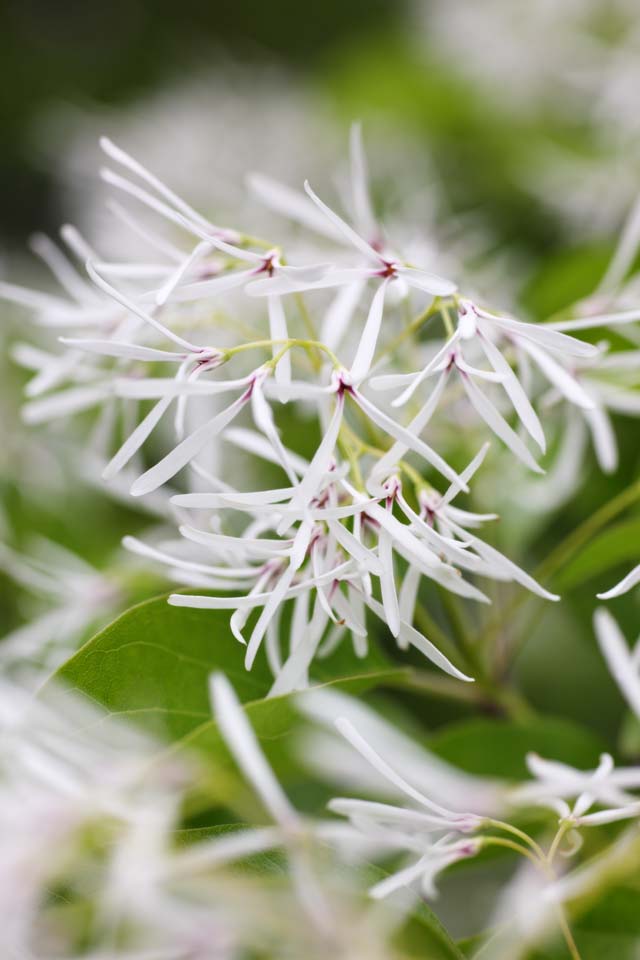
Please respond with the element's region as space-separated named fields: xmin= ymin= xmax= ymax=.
xmin=510 ymin=752 xmax=640 ymax=828
xmin=328 ymin=716 xmax=483 ymax=899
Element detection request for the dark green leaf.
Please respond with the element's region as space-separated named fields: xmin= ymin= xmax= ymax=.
xmin=429 ymin=716 xmax=607 ymax=779
xmin=50 ymin=591 xmax=401 ymax=741
xmin=554 ymin=516 xmax=640 ymax=592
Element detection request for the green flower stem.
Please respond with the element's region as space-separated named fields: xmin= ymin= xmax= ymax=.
xmin=480 ymin=835 xmax=540 ymax=867
xmin=225 ymin=337 xmax=341 ymax=368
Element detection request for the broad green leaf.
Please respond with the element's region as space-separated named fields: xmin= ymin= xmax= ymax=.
xmin=50 ymin=591 xmax=402 ymax=741
xmin=554 ymin=516 xmax=640 ymax=592
xmin=428 ymin=716 xmax=607 ymax=779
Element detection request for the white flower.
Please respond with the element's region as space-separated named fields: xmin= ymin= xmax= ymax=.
xmin=246 ymin=129 xmax=456 ymax=386
xmin=0 ymin=537 xmax=121 ymax=672
xmin=511 ymin=751 xmax=640 ymax=827
xmin=132 ymin=461 xmax=476 ymax=687
xmin=328 ymin=715 xmax=482 ymax=899
xmin=296 ymin=687 xmax=507 ymax=817
xmin=373 ymin=297 xmax=598 ymax=472
xmin=369 ymin=444 xmax=558 ymax=607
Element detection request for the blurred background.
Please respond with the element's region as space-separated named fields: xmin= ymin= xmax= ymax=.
xmin=2 ymin=0 xmax=640 ymax=747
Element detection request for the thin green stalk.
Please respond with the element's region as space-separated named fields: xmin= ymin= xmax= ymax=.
xmin=480 ymin=835 xmax=540 ymax=867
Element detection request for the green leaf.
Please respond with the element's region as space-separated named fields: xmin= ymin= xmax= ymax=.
xmin=554 ymin=516 xmax=640 ymax=592
xmin=50 ymin=591 xmax=402 ymax=742
xmin=428 ymin=716 xmax=607 ymax=779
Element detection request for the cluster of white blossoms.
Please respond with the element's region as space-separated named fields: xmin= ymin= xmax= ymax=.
xmin=4 ymin=125 xmax=640 ymax=688
xmin=293 ymin=633 xmax=640 ymax=958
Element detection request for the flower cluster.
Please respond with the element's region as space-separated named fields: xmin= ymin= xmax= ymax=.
xmin=3 ymin=125 xmax=637 ymax=690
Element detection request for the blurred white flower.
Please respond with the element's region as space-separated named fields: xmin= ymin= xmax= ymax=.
xmin=0 ymin=537 xmax=121 ymax=673
xmin=328 ymin=715 xmax=482 ymax=899
xmin=511 ymin=751 xmax=640 ymax=827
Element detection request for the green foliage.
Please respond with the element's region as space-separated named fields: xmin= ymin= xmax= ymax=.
xmin=52 ymin=591 xmax=401 ymax=741
xmin=555 ymin=516 xmax=640 ymax=592
xmin=429 ymin=716 xmax=606 ymax=779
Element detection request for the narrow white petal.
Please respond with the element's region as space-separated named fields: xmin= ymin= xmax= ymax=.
xmin=401 ymin=266 xmax=457 ymax=297
xmin=378 ymin=524 xmax=400 ymax=637
xmin=477 ymin=334 xmax=545 ymax=450
xmin=251 ymin=382 xmax=298 ymax=484
xmin=354 ymin=388 xmax=466 ymax=489
xmin=349 ymin=121 xmax=378 ymax=241
xmin=597 ymin=565 xmax=640 ymax=600
xmin=304 ymin=180 xmax=381 ymax=262
xmin=130 ymin=392 xmax=248 ymax=495
xmin=550 ymin=308 xmax=640 ymax=333
xmin=210 ymin=672 xmax=298 ymax=826
xmin=245 ymin=522 xmax=314 ymax=668
xmin=156 ymin=267 xmax=256 ymax=302
xmin=398 ymin=565 xmax=421 ymax=636
xmin=59 ymin=337 xmax=186 ymax=362
xmin=489 ymin=313 xmax=598 ymax=358
xmin=270 ymin=603 xmax=329 ymax=696
xmin=595 ymin=608 xmax=640 ymax=720
xmin=369 ymin=371 xmax=449 ymax=488
xmin=446 ymin=518 xmax=558 ymax=601
xmin=115 ymin=375 xmax=252 ymax=399
xmin=519 ymin=340 xmax=595 ymax=410
xmin=267 ymin=295 xmax=291 ymax=386
xmin=154 ymin=239 xmax=212 ymax=306
xmin=440 ymin=442 xmax=491 ymax=507
xmin=363 ymin=594 xmax=475 ymax=681
xmin=0 ymin=281 xmax=74 ymax=314
xmin=598 ymin=191 xmax=640 ymax=295
xmin=101 ymin=166 xmax=210 ymax=241
xmin=349 ymin=279 xmax=389 ymax=384
xmin=291 ymin=394 xmax=344 ymax=507
xmin=335 ymin=717 xmax=461 ymax=811
xmin=123 ymin=535 xmax=257 ymax=578
xmin=179 ymin=526 xmax=290 ymax=558
xmin=29 ymin=232 xmax=95 ymax=303
xmin=246 ymin=266 xmax=363 ymax=297
xmin=584 ymin=405 xmax=618 ymax=473
xmin=23 ymin=384 xmax=109 ymax=423
xmin=103 ymin=395 xmax=174 ymax=479
xmin=369 ymin=856 xmax=432 ymax=900
xmin=173 ymin=826 xmax=283 ymax=875
xmin=460 ymin=374 xmax=543 ymax=473
xmin=105 ymin=200 xmax=184 ymax=262
xmin=100 ymin=137 xmax=218 ymax=232
xmin=169 ymin=560 xmax=355 ymax=609
xmin=86 ymin=260 xmax=198 ymax=351
xmin=171 ymin=486 xmax=295 ymax=509
xmin=327 ymin=519 xmax=383 ymax=575
xmin=391 ymin=335 xmax=457 ymax=408
xmin=576 ymin=802 xmax=640 ymax=826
